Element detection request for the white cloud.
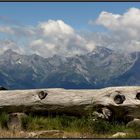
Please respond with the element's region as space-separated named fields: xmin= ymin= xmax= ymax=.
xmin=5 ymin=9 xmax=140 ymax=58
xmin=0 ymin=25 xmax=35 ymax=38
xmin=38 ymin=20 xmax=74 ymax=37
xmin=87 ymin=7 xmax=140 ymax=52
xmin=0 ymin=19 xmax=96 ymax=58
xmin=14 ymin=26 xmax=36 ymax=37
xmin=29 ymin=20 xmax=95 ymax=57
xmin=2 ymin=8 xmax=140 ymax=57
xmin=0 ymin=40 xmax=24 ymax=54
xmin=96 ymin=8 xmax=140 ymax=40
xmin=0 ymin=26 xmax=14 ymax=34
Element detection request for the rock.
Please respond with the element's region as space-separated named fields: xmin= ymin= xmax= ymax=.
xmin=7 ymin=113 xmax=27 ymax=130
xmin=26 ymin=130 xmax=64 ymax=138
xmin=126 ymin=118 xmax=140 ymax=129
xmin=63 ymin=136 xmax=67 ymax=138
xmin=27 ymin=132 xmax=37 ymax=138
xmin=112 ymin=132 xmax=127 ymax=138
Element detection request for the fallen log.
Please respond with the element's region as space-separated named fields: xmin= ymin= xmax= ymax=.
xmin=0 ymin=86 xmax=140 ymax=122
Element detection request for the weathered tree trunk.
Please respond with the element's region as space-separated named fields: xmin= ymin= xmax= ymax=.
xmin=0 ymin=86 xmax=140 ymax=122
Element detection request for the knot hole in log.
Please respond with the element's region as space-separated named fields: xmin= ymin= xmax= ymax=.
xmin=38 ymin=91 xmax=48 ymax=100
xmin=136 ymin=92 xmax=140 ymax=100
xmin=114 ymin=94 xmax=125 ymax=104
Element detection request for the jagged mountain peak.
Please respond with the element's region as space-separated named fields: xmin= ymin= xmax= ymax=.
xmin=94 ymin=46 xmax=113 ymax=52
xmin=3 ymin=49 xmax=19 ymax=55
xmin=87 ymin=46 xmax=113 ymax=57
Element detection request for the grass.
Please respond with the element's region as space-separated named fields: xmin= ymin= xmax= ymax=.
xmin=20 ymin=113 xmax=137 ymax=135
xmin=0 ymin=112 xmax=139 ymax=138
xmin=21 ymin=114 xmax=91 ymax=132
xmin=0 ymin=112 xmax=9 ymax=129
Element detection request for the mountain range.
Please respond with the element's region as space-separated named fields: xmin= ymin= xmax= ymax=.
xmin=0 ymin=47 xmax=139 ymax=89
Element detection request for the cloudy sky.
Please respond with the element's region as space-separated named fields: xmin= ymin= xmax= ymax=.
xmin=0 ymin=2 xmax=140 ymax=57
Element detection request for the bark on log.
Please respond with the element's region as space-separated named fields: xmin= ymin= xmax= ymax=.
xmin=0 ymin=86 xmax=140 ymax=121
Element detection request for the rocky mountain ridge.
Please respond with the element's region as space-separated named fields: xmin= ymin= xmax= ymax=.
xmin=0 ymin=47 xmax=138 ymax=89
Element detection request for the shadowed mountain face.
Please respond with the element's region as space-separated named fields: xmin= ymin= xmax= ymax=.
xmin=107 ymin=52 xmax=140 ymax=87
xmin=0 ymin=47 xmax=139 ymax=89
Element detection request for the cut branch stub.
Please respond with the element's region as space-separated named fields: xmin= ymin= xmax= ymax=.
xmin=38 ymin=91 xmax=48 ymax=100
xmin=102 ymin=107 xmax=112 ymax=120
xmin=136 ymin=92 xmax=140 ymax=100
xmin=114 ymin=94 xmax=125 ymax=104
